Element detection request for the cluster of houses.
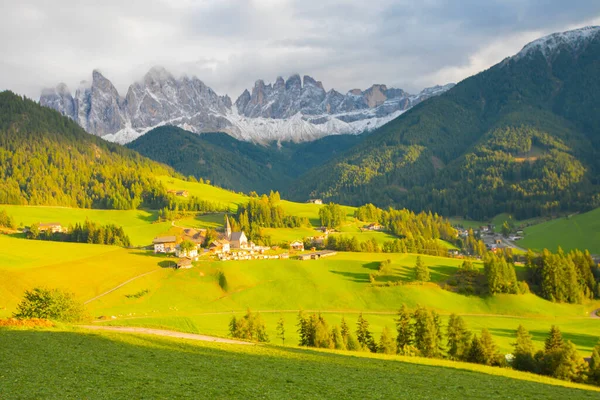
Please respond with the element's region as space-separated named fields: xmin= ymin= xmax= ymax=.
xmin=167 ymin=189 xmax=189 ymax=197
xmin=297 ymin=250 xmax=338 ymax=260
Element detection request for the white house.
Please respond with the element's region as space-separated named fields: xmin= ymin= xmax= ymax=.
xmin=153 ymin=236 xmax=177 ymax=253
xmin=176 ymin=245 xmax=199 ymax=259
xmin=290 ymin=240 xmax=304 ymax=251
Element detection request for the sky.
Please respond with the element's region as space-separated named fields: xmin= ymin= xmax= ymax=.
xmin=1 ymin=0 xmax=600 ymax=100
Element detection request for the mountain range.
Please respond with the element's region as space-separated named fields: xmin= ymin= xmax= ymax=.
xmin=39 ymin=69 xmax=453 ymax=144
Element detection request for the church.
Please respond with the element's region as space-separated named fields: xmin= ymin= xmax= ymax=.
xmin=224 ymin=215 xmax=248 ymax=249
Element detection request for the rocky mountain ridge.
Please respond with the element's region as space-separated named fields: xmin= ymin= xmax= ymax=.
xmin=40 ymin=68 xmax=453 ymax=144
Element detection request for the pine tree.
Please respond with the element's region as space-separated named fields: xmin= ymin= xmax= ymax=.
xmin=447 ymin=314 xmax=471 ymax=361
xmin=331 ymin=325 xmax=345 ymax=350
xmin=588 ymin=342 xmax=600 ymax=385
xmin=415 ymin=256 xmax=430 ymax=282
xmin=378 ymin=326 xmax=397 ymax=355
xmin=356 ymin=313 xmax=376 ymax=352
xmin=553 ymin=341 xmax=588 ymax=383
xmin=545 ymin=325 xmax=564 ymax=353
xmin=340 ymin=317 xmax=350 ymax=346
xmin=276 ymin=316 xmax=286 ymax=345
xmin=413 ymin=306 xmax=439 ymax=358
xmin=395 ymin=304 xmax=413 ymax=352
xmin=480 ymin=328 xmax=498 ymax=366
xmin=467 ymin=335 xmax=486 ymax=364
xmin=512 ymin=324 xmax=537 ymax=372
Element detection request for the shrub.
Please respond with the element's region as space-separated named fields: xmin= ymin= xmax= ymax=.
xmin=13 ymin=288 xmax=87 ymax=322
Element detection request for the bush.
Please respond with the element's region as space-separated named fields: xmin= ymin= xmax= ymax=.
xmin=13 ymin=288 xmax=87 ymax=323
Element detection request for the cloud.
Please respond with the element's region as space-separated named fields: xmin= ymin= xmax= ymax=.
xmin=1 ymin=0 xmax=599 ymax=100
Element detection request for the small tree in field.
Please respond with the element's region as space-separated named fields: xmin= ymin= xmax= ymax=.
xmin=414 ymin=256 xmax=430 ymax=282
xmin=276 ymin=316 xmax=286 ymax=345
xmin=13 ymin=287 xmax=87 ymax=322
xmin=179 ymin=240 xmax=195 ymax=253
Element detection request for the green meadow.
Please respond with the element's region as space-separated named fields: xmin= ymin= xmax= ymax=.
xmin=519 ymin=207 xmax=600 ymax=254
xmin=1 ymin=234 xmax=598 ymax=356
xmin=1 ymin=205 xmax=171 ymax=246
xmin=2 ymin=327 xmax=598 ymax=399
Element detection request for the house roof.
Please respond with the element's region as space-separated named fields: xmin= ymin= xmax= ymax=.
xmin=177 ymin=258 xmax=192 ymax=267
xmin=230 ymin=232 xmax=246 ymax=241
xmin=39 ymin=222 xmax=61 ymax=227
xmin=153 ymin=236 xmax=177 ymax=244
xmin=290 ymin=240 xmax=303 ymax=246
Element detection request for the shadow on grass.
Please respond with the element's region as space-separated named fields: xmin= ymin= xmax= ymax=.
xmin=488 ymin=328 xmax=599 ymax=351
xmin=429 ymin=265 xmax=458 ymax=282
xmin=136 ymin=211 xmax=158 ymax=223
xmin=328 ymin=270 xmax=370 ymax=283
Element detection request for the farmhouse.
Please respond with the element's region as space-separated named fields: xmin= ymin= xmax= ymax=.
xmin=366 ymin=223 xmax=383 ymax=231
xmin=290 ymin=240 xmax=304 ymax=251
xmin=153 ymin=236 xmax=177 ymax=253
xmin=209 ymin=240 xmax=230 ymax=254
xmin=38 ymin=222 xmax=64 ymax=233
xmin=307 ymin=199 xmax=323 ymax=205
xmin=175 ymin=244 xmax=199 ymax=259
xmin=168 ymin=189 xmax=189 ymax=197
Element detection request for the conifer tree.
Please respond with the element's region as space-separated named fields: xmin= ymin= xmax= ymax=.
xmin=276 ymin=316 xmax=286 ymax=345
xmin=331 ymin=325 xmax=345 ymax=350
xmin=378 ymin=326 xmax=397 ymax=355
xmin=588 ymin=342 xmax=600 ymax=385
xmin=512 ymin=324 xmax=537 ymax=372
xmin=395 ymin=304 xmax=413 ymax=351
xmin=553 ymin=341 xmax=588 ymax=383
xmin=415 ymin=256 xmax=430 ymax=282
xmin=413 ymin=306 xmax=440 ymax=358
xmin=544 ymin=325 xmax=564 ymax=353
xmin=447 ymin=314 xmax=472 ymax=361
xmin=356 ymin=313 xmax=377 ymax=352
xmin=467 ymin=335 xmax=486 ymax=364
xmin=480 ymin=328 xmax=498 ymax=366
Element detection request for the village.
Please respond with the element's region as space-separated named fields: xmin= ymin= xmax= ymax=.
xmin=151 ymin=215 xmax=338 ymax=269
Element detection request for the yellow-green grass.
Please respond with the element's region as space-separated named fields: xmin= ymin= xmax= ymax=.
xmin=1 ymin=205 xmax=171 ymax=246
xmin=261 ymin=227 xmax=318 ymax=244
xmin=157 ymin=175 xmax=247 ymax=210
xmin=2 ymin=234 xmax=598 ymax=356
xmin=449 ymin=217 xmax=485 ymax=229
xmin=175 ymin=213 xmax=227 ymax=230
xmin=519 ymin=207 xmax=600 ymax=254
xmin=492 ymin=213 xmax=549 ymax=234
xmin=0 ymin=235 xmax=169 ymax=317
xmin=2 ymin=328 xmax=598 ymax=399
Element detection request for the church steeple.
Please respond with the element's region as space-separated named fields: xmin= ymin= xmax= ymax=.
xmin=225 ymin=214 xmax=232 ymax=240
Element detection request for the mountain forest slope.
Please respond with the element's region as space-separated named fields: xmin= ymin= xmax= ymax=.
xmin=127 ymin=126 xmax=362 ymax=193
xmin=0 ymin=92 xmax=174 ymax=209
xmin=287 ymin=27 xmax=600 ymax=220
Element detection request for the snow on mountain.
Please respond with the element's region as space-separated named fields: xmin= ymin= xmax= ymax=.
xmin=40 ymin=68 xmax=453 ymax=144
xmin=512 ymin=26 xmax=600 ymax=62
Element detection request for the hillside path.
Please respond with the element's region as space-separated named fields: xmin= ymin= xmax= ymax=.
xmin=84 ymin=270 xmax=159 ymax=305
xmin=591 ymin=309 xmax=600 ymax=319
xmin=79 ymin=325 xmax=254 ymax=345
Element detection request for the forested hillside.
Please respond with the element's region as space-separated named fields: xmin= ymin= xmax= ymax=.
xmin=128 ymin=126 xmax=361 ymax=193
xmin=287 ymin=32 xmax=600 ymax=220
xmin=0 ymin=92 xmax=173 ymax=209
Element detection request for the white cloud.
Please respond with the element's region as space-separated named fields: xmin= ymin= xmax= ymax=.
xmin=1 ymin=0 xmax=599 ymax=100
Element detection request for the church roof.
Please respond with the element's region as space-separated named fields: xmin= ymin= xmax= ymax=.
xmin=230 ymin=232 xmax=246 ymax=241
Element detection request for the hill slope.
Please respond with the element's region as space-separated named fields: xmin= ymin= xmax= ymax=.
xmin=288 ymin=27 xmax=600 ymax=220
xmin=128 ymin=126 xmax=362 ymax=193
xmin=0 ymin=91 xmax=175 ymax=209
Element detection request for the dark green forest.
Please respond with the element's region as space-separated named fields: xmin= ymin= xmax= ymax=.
xmin=286 ymin=37 xmax=600 ymax=220
xmin=0 ymin=92 xmax=174 ymax=209
xmin=127 ymin=126 xmax=362 ymax=194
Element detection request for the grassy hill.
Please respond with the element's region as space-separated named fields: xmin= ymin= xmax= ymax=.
xmin=519 ymin=207 xmax=600 ymax=254
xmin=1 ymin=327 xmax=598 ymax=399
xmin=1 ymin=235 xmax=598 ymax=356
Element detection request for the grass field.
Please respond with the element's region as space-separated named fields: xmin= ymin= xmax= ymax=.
xmin=1 ymin=205 xmax=171 ymax=246
xmin=1 ymin=327 xmax=598 ymax=399
xmin=519 ymin=207 xmax=600 ymax=254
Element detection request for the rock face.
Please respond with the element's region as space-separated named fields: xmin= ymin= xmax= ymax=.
xmin=40 ymin=67 xmax=453 ymax=144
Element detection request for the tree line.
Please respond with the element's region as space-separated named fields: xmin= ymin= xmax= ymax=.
xmin=27 ymin=220 xmax=132 ymax=247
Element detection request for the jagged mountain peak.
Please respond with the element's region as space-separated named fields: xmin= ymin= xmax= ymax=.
xmin=513 ymin=26 xmax=600 ymax=61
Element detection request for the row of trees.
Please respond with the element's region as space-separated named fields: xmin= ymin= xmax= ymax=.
xmin=319 ymin=203 xmax=347 ymax=229
xmin=228 ymin=309 xmax=269 ymax=342
xmin=157 ymin=197 xmax=229 ymax=222
xmin=525 ymin=248 xmax=599 ymax=303
xmin=234 ymin=192 xmax=309 ymax=241
xmin=27 ymin=220 xmax=132 ymax=247
xmin=319 ymin=235 xmax=449 ymax=257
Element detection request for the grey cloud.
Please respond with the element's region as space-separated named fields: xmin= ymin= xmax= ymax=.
xmin=0 ymin=0 xmax=599 ymax=101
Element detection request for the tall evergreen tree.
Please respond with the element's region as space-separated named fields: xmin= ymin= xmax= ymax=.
xmin=447 ymin=314 xmax=472 ymax=361
xmin=480 ymin=328 xmax=498 ymax=366
xmin=512 ymin=324 xmax=537 ymax=372
xmin=467 ymin=335 xmax=486 ymax=365
xmin=553 ymin=341 xmax=588 ymax=383
xmin=414 ymin=256 xmax=431 ymax=282
xmin=356 ymin=313 xmax=377 ymax=352
xmin=395 ymin=304 xmax=413 ymax=351
xmin=378 ymin=326 xmax=397 ymax=355
xmin=588 ymin=342 xmax=600 ymax=385
xmin=544 ymin=325 xmax=564 ymax=353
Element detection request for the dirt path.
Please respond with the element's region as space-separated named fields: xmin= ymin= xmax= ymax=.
xmin=84 ymin=270 xmax=159 ymax=305
xmin=591 ymin=309 xmax=600 ymax=319
xmin=79 ymin=325 xmax=253 ymax=345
